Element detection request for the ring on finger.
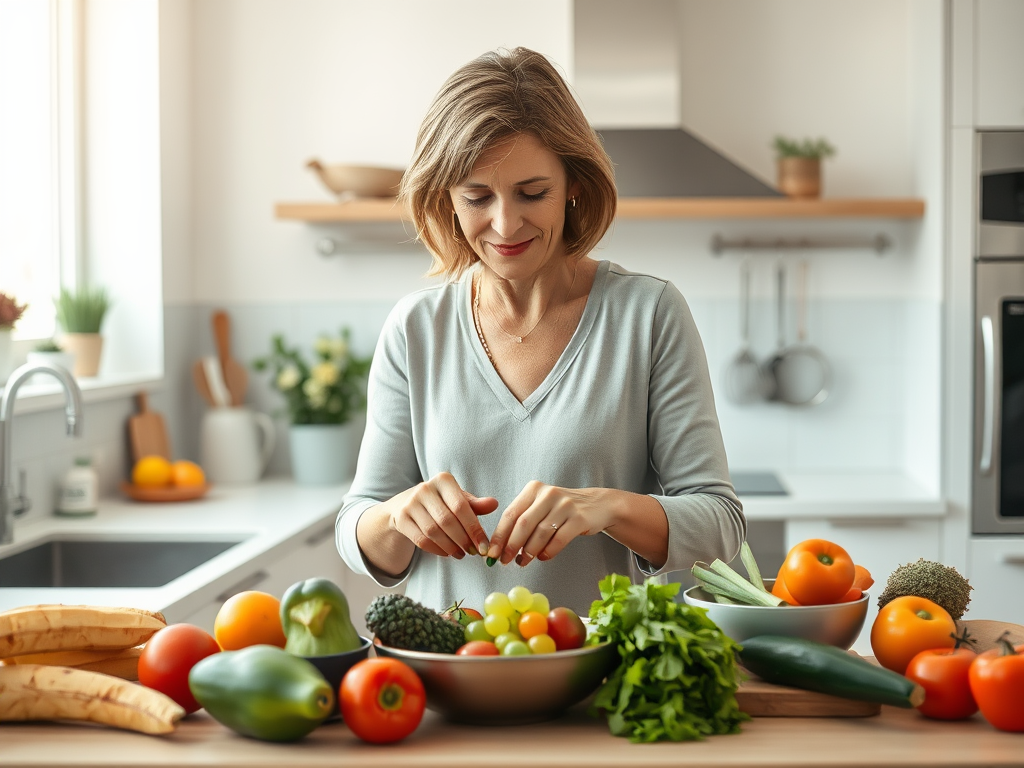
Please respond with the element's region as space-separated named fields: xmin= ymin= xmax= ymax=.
xmin=551 ymin=523 xmax=559 ymax=530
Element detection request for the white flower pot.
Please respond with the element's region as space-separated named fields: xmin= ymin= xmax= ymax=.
xmin=0 ymin=329 xmax=12 ymax=384
xmin=26 ymin=350 xmax=77 ymax=384
xmin=288 ymin=422 xmax=360 ymax=486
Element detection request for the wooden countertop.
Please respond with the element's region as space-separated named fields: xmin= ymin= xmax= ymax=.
xmin=3 ymin=703 xmax=1022 ymax=768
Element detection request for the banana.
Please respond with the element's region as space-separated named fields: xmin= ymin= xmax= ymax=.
xmin=0 ymin=605 xmax=166 ymax=658
xmin=0 ymin=664 xmax=184 ymax=734
xmin=2 ymin=646 xmax=144 ymax=682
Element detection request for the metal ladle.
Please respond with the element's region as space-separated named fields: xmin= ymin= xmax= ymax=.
xmin=769 ymin=260 xmax=831 ymax=406
xmin=724 ymin=258 xmax=766 ymax=404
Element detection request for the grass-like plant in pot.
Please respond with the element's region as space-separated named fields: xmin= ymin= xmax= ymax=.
xmin=54 ymin=286 xmax=111 ymax=377
xmin=772 ymin=135 xmax=837 ymax=199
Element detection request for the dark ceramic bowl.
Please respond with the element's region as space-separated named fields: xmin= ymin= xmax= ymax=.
xmin=301 ymin=636 xmax=372 ymax=716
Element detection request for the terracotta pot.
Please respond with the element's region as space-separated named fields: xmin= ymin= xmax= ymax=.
xmin=777 ymin=157 xmax=822 ymax=198
xmin=60 ymin=333 xmax=103 ymax=377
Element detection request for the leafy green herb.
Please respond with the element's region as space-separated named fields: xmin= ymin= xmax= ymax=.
xmin=586 ymin=574 xmax=749 ymax=743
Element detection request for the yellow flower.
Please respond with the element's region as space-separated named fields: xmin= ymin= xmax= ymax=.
xmin=328 ymin=337 xmax=349 ymax=361
xmin=311 ymin=361 xmax=339 ymax=386
xmin=303 ymin=378 xmax=329 ymax=408
xmin=276 ymin=365 xmax=301 ymax=390
xmin=314 ymin=336 xmax=333 ymax=357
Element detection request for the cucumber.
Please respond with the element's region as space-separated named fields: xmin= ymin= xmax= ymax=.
xmin=738 ymin=635 xmax=925 ymax=709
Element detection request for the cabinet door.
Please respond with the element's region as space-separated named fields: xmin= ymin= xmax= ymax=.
xmin=976 ymin=0 xmax=1024 ymax=127
xmin=968 ymin=538 xmax=1024 ymax=624
xmin=786 ymin=518 xmax=942 ymax=655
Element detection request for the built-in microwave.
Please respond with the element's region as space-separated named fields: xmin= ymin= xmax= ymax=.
xmin=973 ymin=130 xmax=1024 ymax=534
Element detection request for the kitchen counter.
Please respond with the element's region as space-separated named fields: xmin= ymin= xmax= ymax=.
xmin=2 ymin=702 xmax=1021 ymax=768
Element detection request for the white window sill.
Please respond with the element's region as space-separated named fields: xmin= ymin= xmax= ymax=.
xmin=2 ymin=372 xmax=163 ymax=416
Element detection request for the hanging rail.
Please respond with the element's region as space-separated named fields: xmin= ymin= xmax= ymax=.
xmin=710 ymin=233 xmax=891 ymax=256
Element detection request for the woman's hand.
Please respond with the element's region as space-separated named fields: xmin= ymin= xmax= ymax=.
xmin=385 ymin=472 xmax=498 ymax=559
xmin=485 ymin=482 xmax=614 ymax=566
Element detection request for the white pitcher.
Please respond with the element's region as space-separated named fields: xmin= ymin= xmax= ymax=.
xmin=200 ymin=407 xmax=276 ymax=485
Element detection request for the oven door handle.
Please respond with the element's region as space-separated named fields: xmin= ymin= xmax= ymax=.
xmin=980 ymin=315 xmax=995 ymax=475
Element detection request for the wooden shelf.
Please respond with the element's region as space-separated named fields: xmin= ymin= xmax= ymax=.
xmin=274 ymin=197 xmax=925 ymax=223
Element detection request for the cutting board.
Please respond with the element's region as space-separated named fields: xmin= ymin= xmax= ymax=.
xmin=127 ymin=392 xmax=170 ymax=463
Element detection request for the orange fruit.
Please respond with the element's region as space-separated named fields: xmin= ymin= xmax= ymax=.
xmin=132 ymin=455 xmax=173 ymax=487
xmin=214 ymin=591 xmax=287 ymax=651
xmin=170 ymin=460 xmax=205 ymax=487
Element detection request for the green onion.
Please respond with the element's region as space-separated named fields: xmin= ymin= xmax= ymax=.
xmin=739 ymin=541 xmax=768 ymax=593
xmin=692 ymin=560 xmax=784 ymax=607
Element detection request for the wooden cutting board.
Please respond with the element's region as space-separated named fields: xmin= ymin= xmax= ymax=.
xmin=127 ymin=391 xmax=170 ymax=463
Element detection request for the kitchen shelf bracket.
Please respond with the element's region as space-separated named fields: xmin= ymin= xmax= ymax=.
xmin=710 ymin=233 xmax=891 ymax=256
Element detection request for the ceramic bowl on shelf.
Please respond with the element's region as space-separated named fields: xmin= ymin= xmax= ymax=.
xmin=305 ymin=159 xmax=405 ymax=199
xmin=373 ymin=640 xmax=619 ymax=725
xmin=119 ymin=481 xmax=209 ymax=503
xmin=682 ymin=579 xmax=868 ymax=650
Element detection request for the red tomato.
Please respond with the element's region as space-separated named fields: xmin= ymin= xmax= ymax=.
xmin=778 ymin=539 xmax=855 ymax=605
xmin=138 ymin=623 xmax=220 ymax=714
xmin=456 ymin=641 xmax=500 ymax=656
xmin=340 ymin=658 xmax=425 ymax=743
xmin=969 ymin=638 xmax=1024 ymax=732
xmin=904 ymin=647 xmax=978 ymax=720
xmin=547 ymin=607 xmax=586 ymax=651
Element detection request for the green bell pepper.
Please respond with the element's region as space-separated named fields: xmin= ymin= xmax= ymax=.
xmin=280 ymin=577 xmax=362 ymax=656
xmin=188 ymin=644 xmax=333 ymax=742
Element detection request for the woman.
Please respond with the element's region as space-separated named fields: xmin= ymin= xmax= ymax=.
xmin=336 ymin=47 xmax=744 ymax=615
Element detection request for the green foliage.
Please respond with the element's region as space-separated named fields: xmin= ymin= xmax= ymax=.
xmin=586 ymin=574 xmax=749 ymax=743
xmin=772 ymin=135 xmax=837 ymax=160
xmin=252 ymin=328 xmax=372 ymax=426
xmin=53 ymin=286 xmax=110 ymax=333
xmin=34 ymin=338 xmax=63 ymax=352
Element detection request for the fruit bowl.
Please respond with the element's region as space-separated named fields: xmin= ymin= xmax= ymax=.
xmin=373 ymin=641 xmax=619 ymax=725
xmin=120 ymin=481 xmax=209 ymax=503
xmin=682 ymin=579 xmax=868 ymax=650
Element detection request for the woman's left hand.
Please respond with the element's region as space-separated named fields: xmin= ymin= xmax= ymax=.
xmin=484 ymin=481 xmax=613 ymax=566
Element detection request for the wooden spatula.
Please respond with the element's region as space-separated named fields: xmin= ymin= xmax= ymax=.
xmin=212 ymin=310 xmax=248 ymax=407
xmin=127 ymin=392 xmax=171 ymax=463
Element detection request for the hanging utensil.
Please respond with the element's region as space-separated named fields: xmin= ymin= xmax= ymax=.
xmin=724 ymin=258 xmax=766 ymax=404
xmin=760 ymin=261 xmax=787 ymax=401
xmin=770 ymin=260 xmax=832 ymax=406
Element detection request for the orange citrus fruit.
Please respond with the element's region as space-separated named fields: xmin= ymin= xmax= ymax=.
xmin=132 ymin=455 xmax=173 ymax=487
xmin=170 ymin=460 xmax=205 ymax=487
xmin=214 ymin=591 xmax=287 ymax=651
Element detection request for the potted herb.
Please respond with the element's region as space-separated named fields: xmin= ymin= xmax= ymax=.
xmin=772 ymin=135 xmax=837 ymax=199
xmin=0 ymin=290 xmax=28 ymax=383
xmin=26 ymin=338 xmax=76 ymax=378
xmin=253 ymin=328 xmax=372 ymax=485
xmin=54 ymin=285 xmax=111 ymax=377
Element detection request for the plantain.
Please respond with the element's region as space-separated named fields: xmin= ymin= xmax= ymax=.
xmin=2 ymin=646 xmax=144 ymax=682
xmin=0 ymin=605 xmax=165 ymax=658
xmin=0 ymin=664 xmax=184 ymax=734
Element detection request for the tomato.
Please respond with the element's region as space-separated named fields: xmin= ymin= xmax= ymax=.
xmin=456 ymin=640 xmax=499 ymax=656
xmin=870 ymin=595 xmax=956 ymax=674
xmin=969 ymin=637 xmax=1024 ymax=732
xmin=852 ymin=564 xmax=874 ymax=591
xmin=214 ymin=591 xmax=287 ymax=651
xmin=777 ymin=539 xmax=855 ymax=605
xmin=138 ymin=623 xmax=220 ymax=714
xmin=770 ymin=574 xmax=801 ymax=605
xmin=546 ymin=607 xmax=586 ymax=651
xmin=517 ymin=611 xmax=548 ymax=639
xmin=838 ymin=587 xmax=863 ymax=603
xmin=904 ymin=647 xmax=978 ymax=720
xmin=340 ymin=658 xmax=425 ymax=743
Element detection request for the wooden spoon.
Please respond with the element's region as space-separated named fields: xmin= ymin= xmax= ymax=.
xmin=192 ymin=359 xmax=215 ymax=407
xmin=212 ymin=310 xmax=248 ymax=407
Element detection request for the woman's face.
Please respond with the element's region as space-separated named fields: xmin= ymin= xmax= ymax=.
xmin=450 ymin=133 xmax=578 ymax=281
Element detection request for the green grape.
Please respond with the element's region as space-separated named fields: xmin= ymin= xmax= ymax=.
xmin=493 ymin=632 xmax=518 ymax=652
xmin=464 ymin=619 xmax=492 ymax=642
xmin=529 ymin=592 xmax=550 ymax=615
xmin=484 ymin=591 xmax=513 ymax=618
xmin=502 ymin=640 xmax=531 ymax=656
xmin=527 ymin=633 xmax=556 ymax=654
xmin=507 ymin=585 xmax=534 ymax=613
xmin=483 ymin=612 xmax=510 ymax=637
xmin=507 ymin=610 xmax=522 ymax=636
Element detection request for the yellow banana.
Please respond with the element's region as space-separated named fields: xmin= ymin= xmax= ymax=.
xmin=2 ymin=646 xmax=144 ymax=682
xmin=0 ymin=604 xmax=165 ymax=658
xmin=0 ymin=664 xmax=184 ymax=734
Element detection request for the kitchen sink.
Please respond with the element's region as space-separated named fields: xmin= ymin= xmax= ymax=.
xmin=0 ymin=537 xmax=247 ymax=588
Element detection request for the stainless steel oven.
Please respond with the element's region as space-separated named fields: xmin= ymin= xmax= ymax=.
xmin=973 ymin=130 xmax=1024 ymax=534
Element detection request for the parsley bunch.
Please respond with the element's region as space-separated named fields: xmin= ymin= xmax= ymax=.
xmin=586 ymin=574 xmax=749 ymax=743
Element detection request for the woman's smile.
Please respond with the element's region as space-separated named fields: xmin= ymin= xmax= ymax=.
xmin=489 ymin=239 xmax=534 ymax=257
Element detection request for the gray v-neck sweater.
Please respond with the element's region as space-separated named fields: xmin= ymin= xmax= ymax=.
xmin=336 ymin=260 xmax=745 ymax=615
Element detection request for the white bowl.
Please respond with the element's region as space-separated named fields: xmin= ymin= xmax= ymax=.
xmin=682 ymin=579 xmax=868 ymax=650
xmin=306 ymin=160 xmax=404 ymax=198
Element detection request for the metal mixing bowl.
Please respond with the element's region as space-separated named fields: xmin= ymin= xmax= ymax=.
xmin=373 ymin=641 xmax=619 ymax=725
xmin=682 ymin=579 xmax=868 ymax=649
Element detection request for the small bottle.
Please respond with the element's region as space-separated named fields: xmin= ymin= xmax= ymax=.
xmin=57 ymin=457 xmax=98 ymax=516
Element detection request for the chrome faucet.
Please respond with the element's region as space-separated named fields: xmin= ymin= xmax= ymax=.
xmin=0 ymin=362 xmax=84 ymax=545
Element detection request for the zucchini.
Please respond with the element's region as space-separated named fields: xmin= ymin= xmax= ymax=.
xmin=738 ymin=635 xmax=925 ymax=709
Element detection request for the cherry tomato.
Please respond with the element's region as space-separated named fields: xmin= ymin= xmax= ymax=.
xmin=870 ymin=595 xmax=956 ymax=674
xmin=518 ymin=611 xmax=548 ymax=639
xmin=340 ymin=658 xmax=425 ymax=743
xmin=546 ymin=607 xmax=586 ymax=650
xmin=456 ymin=640 xmax=499 ymax=656
xmin=904 ymin=647 xmax=978 ymax=720
xmin=138 ymin=623 xmax=220 ymax=714
xmin=778 ymin=539 xmax=855 ymax=605
xmin=969 ymin=637 xmax=1024 ymax=732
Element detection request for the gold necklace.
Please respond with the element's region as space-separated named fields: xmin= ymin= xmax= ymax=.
xmin=476 ymin=262 xmax=579 ymax=344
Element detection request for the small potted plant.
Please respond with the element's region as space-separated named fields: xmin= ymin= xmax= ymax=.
xmin=772 ymin=135 xmax=837 ymax=199
xmin=0 ymin=290 xmax=28 ymax=383
xmin=253 ymin=328 xmax=372 ymax=485
xmin=54 ymin=285 xmax=111 ymax=377
xmin=26 ymin=338 xmax=76 ymax=379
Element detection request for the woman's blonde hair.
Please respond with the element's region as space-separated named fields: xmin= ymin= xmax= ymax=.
xmin=400 ymin=47 xmax=617 ymax=281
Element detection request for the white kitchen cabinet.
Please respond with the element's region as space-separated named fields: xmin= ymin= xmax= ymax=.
xmin=976 ymin=0 xmax=1024 ymax=127
xmin=966 ymin=538 xmax=1024 ymax=624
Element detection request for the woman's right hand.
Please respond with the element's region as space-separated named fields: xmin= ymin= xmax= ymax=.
xmin=383 ymin=472 xmax=497 ymax=559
